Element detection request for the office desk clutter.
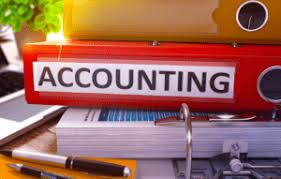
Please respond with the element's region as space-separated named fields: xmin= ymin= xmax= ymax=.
xmin=1 ymin=149 xmax=132 ymax=177
xmin=19 ymin=0 xmax=281 ymax=178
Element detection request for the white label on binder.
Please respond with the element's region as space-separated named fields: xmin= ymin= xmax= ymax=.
xmin=33 ymin=60 xmax=235 ymax=99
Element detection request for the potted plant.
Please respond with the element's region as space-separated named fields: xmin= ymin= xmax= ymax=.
xmin=0 ymin=0 xmax=63 ymax=56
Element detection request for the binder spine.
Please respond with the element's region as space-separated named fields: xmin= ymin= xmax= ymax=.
xmin=23 ymin=41 xmax=281 ymax=112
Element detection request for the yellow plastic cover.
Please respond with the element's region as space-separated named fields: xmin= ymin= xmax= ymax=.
xmin=63 ymin=0 xmax=281 ymax=44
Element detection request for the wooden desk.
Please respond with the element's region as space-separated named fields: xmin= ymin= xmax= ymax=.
xmin=0 ymin=118 xmax=60 ymax=154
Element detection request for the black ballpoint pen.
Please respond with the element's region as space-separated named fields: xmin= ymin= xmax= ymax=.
xmin=1 ymin=149 xmax=131 ymax=177
xmin=8 ymin=163 xmax=74 ymax=179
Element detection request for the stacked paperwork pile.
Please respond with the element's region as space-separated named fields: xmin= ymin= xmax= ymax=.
xmin=57 ymin=108 xmax=281 ymax=158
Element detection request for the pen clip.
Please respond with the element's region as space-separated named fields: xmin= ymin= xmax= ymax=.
xmin=208 ymin=114 xmax=257 ymax=122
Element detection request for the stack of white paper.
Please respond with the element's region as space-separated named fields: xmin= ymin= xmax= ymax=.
xmin=56 ymin=108 xmax=281 ymax=158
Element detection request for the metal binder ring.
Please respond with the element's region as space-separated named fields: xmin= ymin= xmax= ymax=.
xmin=180 ymin=103 xmax=192 ymax=179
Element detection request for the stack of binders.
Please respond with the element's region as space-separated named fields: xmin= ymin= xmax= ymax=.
xmin=23 ymin=0 xmax=281 ymax=159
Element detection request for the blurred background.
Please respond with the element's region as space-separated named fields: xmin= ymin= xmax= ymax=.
xmin=0 ymin=0 xmax=63 ymax=61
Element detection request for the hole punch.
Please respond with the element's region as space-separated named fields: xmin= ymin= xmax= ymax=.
xmin=236 ymin=0 xmax=268 ymax=32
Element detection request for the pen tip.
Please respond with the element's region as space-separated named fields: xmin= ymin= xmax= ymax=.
xmin=123 ymin=167 xmax=131 ymax=177
xmin=7 ymin=164 xmax=22 ymax=171
xmin=0 ymin=149 xmax=12 ymax=157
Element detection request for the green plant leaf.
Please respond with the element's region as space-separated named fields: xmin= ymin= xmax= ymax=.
xmin=33 ymin=14 xmax=45 ymax=29
xmin=0 ymin=0 xmax=62 ymax=33
xmin=22 ymin=10 xmax=33 ymax=21
xmin=18 ymin=6 xmax=28 ymax=15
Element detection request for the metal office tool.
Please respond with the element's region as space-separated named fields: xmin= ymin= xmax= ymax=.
xmin=212 ymin=142 xmax=281 ymax=178
xmin=181 ymin=104 xmax=192 ymax=179
xmin=154 ymin=103 xmax=193 ymax=179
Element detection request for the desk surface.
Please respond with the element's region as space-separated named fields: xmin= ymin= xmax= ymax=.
xmin=0 ymin=118 xmax=59 ymax=154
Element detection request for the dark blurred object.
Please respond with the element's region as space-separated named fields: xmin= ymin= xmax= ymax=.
xmin=14 ymin=24 xmax=45 ymax=57
xmin=0 ymin=71 xmax=24 ymax=97
xmin=0 ymin=45 xmax=24 ymax=97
